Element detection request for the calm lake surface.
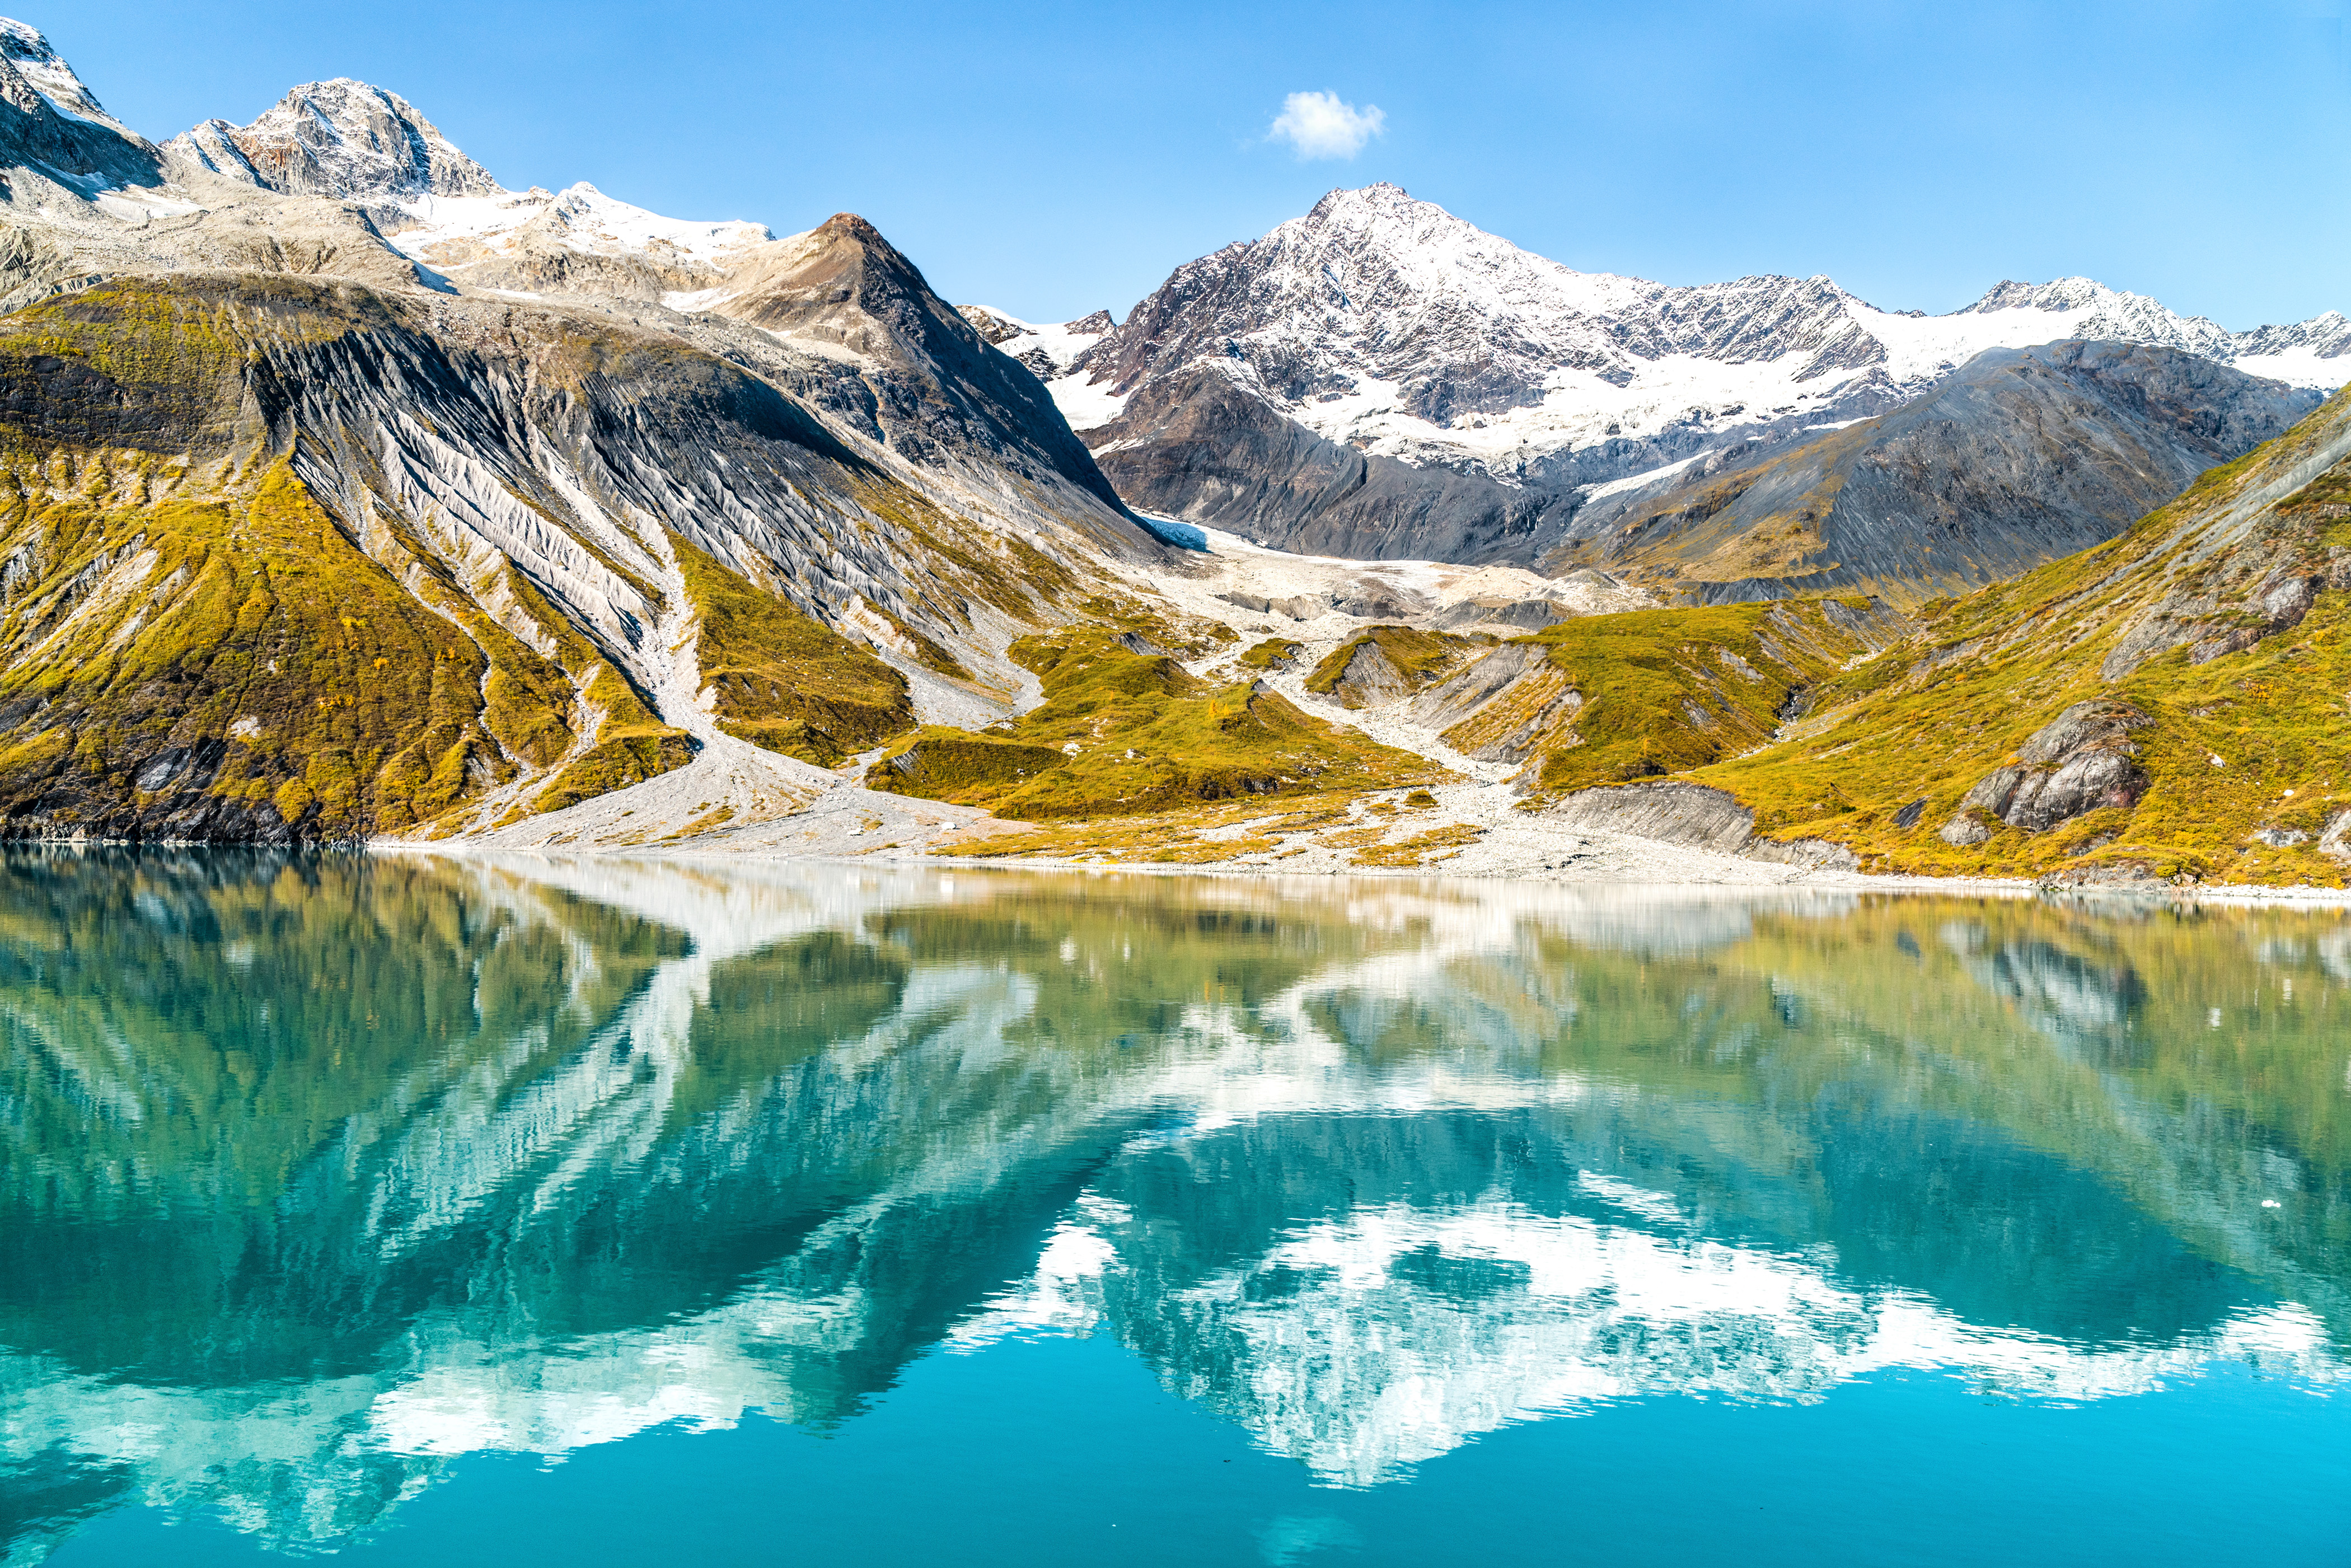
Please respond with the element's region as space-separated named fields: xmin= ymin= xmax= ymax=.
xmin=2 ymin=851 xmax=2348 ymax=1565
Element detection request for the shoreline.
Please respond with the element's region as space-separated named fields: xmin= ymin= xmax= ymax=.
xmin=373 ymin=835 xmax=2351 ymax=909
xmin=22 ymin=823 xmax=2351 ymax=908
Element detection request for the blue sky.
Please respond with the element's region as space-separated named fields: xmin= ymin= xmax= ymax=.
xmin=55 ymin=1 xmax=2351 ymax=328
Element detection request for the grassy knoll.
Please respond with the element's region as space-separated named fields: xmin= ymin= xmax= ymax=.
xmin=1514 ymin=598 xmax=1896 ymax=792
xmin=866 ymin=625 xmax=1445 ymax=819
xmin=1303 ymin=625 xmax=1479 ymax=704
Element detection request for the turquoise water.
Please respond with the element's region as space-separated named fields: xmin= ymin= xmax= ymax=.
xmin=2 ymin=853 xmax=2348 ymax=1564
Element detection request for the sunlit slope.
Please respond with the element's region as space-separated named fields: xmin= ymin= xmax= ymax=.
xmin=1516 ymin=598 xmax=1903 ymax=791
xmin=1679 ymin=386 xmax=2351 ymax=884
xmin=865 ymin=618 xmax=1447 ymax=818
xmin=0 ymin=276 xmax=1105 ymax=840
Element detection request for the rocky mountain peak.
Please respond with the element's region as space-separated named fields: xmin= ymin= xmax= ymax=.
xmin=1064 ymin=184 xmax=2351 ymax=570
xmin=711 ymin=213 xmax=1130 ymax=509
xmin=0 ymin=17 xmax=125 ymax=131
xmin=959 ymin=305 xmax=1025 ymax=344
xmin=724 ymin=211 xmax=974 ymax=354
xmin=812 ymin=210 xmax=890 ymax=251
xmin=167 ymin=78 xmax=500 ymax=203
xmin=1305 ymin=180 xmax=1416 ymax=220
xmin=2236 ymin=310 xmax=2351 ymax=359
xmin=0 ymin=16 xmax=157 ymax=185
xmin=1964 ymin=277 xmax=2110 ymax=313
xmin=1957 ymin=276 xmax=2233 ymax=355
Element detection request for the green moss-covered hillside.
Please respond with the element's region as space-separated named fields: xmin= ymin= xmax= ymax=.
xmin=1516 ymin=598 xmax=1903 ymax=792
xmin=672 ymin=534 xmax=913 ymax=766
xmin=865 ymin=624 xmax=1444 ymax=818
xmin=1678 ymin=386 xmax=2351 ymax=886
xmin=0 ymin=450 xmax=551 ymax=840
xmin=0 ymin=278 xmax=716 ymax=840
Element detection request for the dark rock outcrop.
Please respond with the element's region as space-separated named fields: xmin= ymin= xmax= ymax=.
xmin=1940 ymin=702 xmax=2152 ymax=843
xmin=1087 ymin=362 xmax=1566 ymax=561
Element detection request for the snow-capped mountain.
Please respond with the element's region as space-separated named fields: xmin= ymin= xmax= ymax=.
xmin=0 ymin=14 xmax=119 ymax=130
xmin=1060 ymin=182 xmax=2346 ymax=470
xmin=959 ymin=305 xmax=1120 ymax=421
xmin=162 ymin=84 xmax=785 ymax=301
xmin=167 ymin=78 xmax=499 ymax=208
xmin=1044 ymin=182 xmax=2347 ymax=567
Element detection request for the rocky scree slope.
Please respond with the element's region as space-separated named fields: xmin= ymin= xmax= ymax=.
xmin=0 ymin=19 xmax=1182 ymax=843
xmin=1042 ymin=183 xmax=2348 ymax=582
xmin=1554 ymin=385 xmax=2351 ymax=887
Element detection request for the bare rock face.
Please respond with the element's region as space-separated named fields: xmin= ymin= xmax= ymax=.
xmin=2101 ymin=564 xmax=2343 ymax=680
xmin=2006 ymin=751 xmax=2147 ymax=831
xmin=166 ymin=79 xmax=499 ymax=205
xmin=1408 ymin=643 xmax=1549 ymax=731
xmin=1547 ymin=780 xmax=1859 ymax=869
xmin=1549 ymin=782 xmax=1760 ymax=854
xmin=1429 ymin=597 xmax=1570 ymax=632
xmin=1942 ymin=701 xmax=2152 ymax=841
xmin=2014 ymin=701 xmax=2152 ymax=766
xmin=958 ymin=305 xmax=1025 ymax=344
xmin=1938 ymin=815 xmax=1992 ymax=848
xmin=1322 ymin=641 xmax=1412 ymax=708
xmin=713 ymin=215 xmax=1130 ymax=511
xmin=2037 ymin=859 xmax=2166 ymax=888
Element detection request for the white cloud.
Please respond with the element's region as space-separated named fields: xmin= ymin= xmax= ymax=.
xmin=1268 ymin=91 xmax=1386 ymax=160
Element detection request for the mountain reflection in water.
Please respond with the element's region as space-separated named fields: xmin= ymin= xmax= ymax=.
xmin=0 ymin=851 xmax=2345 ymax=1552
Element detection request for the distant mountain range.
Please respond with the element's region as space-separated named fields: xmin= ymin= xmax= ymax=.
xmin=994 ymin=183 xmax=2344 ymax=595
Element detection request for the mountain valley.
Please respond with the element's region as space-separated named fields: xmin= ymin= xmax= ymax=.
xmin=0 ymin=15 xmax=2347 ymax=890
